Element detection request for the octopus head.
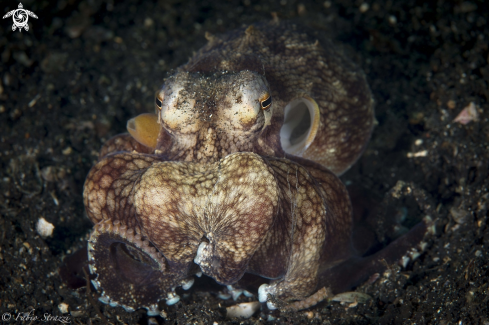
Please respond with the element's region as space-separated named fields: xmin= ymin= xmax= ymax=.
xmin=127 ymin=69 xmax=273 ymax=160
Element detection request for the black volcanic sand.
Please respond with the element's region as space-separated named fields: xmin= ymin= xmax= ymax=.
xmin=1 ymin=0 xmax=488 ymax=324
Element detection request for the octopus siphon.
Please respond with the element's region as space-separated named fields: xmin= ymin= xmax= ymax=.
xmin=60 ymin=22 xmax=434 ymax=316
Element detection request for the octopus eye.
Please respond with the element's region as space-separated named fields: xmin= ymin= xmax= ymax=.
xmin=155 ymin=96 xmax=163 ymax=110
xmin=260 ymin=93 xmax=272 ymax=110
xmin=155 ymin=92 xmax=163 ymax=111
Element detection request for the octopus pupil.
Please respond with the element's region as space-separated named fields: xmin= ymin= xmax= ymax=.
xmin=261 ymin=96 xmax=272 ymax=110
xmin=155 ymin=97 xmax=162 ymax=108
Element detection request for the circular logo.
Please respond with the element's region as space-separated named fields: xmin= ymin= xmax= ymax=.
xmin=13 ymin=9 xmax=28 ymax=28
xmin=2 ymin=3 xmax=38 ymax=32
xmin=2 ymin=312 xmax=11 ymax=321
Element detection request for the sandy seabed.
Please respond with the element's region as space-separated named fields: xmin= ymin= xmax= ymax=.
xmin=0 ymin=0 xmax=488 ymax=324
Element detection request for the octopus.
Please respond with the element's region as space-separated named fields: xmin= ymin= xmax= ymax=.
xmin=59 ymin=22 xmax=433 ymax=317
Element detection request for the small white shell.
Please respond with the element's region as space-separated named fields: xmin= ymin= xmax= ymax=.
xmin=36 ymin=217 xmax=54 ymax=238
xmin=226 ymin=301 xmax=260 ymax=319
xmin=58 ymin=302 xmax=69 ymax=314
xmin=331 ymin=292 xmax=371 ymax=303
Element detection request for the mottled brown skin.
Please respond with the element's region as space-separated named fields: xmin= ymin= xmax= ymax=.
xmin=152 ymin=22 xmax=373 ymax=174
xmin=81 ymin=22 xmax=377 ymax=313
xmin=179 ymin=23 xmax=373 ymax=174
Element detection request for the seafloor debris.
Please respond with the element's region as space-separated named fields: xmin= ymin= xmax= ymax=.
xmin=407 ymin=150 xmax=428 ymax=158
xmin=453 ymin=102 xmax=479 ymax=125
xmin=226 ymin=301 xmax=261 ymax=319
xmin=58 ymin=302 xmax=69 ymax=314
xmin=331 ymin=292 xmax=372 ymax=304
xmin=36 ymin=217 xmax=54 ymax=238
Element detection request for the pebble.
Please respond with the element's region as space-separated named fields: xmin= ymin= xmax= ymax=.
xmin=407 ymin=150 xmax=428 ymax=158
xmin=144 ymin=18 xmax=154 ymax=28
xmin=62 ymin=147 xmax=73 ymax=155
xmin=226 ymin=301 xmax=260 ymax=319
xmin=359 ymin=3 xmax=369 ymax=13
xmin=58 ymin=302 xmax=69 ymax=314
xmin=70 ymin=310 xmax=84 ymax=317
xmin=447 ymin=99 xmax=456 ymax=109
xmin=36 ymin=217 xmax=55 ymax=238
xmin=453 ymin=102 xmax=479 ymax=125
xmin=28 ymin=94 xmax=41 ymax=108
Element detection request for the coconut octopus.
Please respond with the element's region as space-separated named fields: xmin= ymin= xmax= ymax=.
xmin=59 ymin=22 xmax=434 ymax=317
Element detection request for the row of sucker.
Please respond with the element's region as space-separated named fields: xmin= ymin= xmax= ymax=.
xmin=87 ymin=219 xmax=194 ymax=315
xmin=92 ymin=219 xmax=167 ymax=268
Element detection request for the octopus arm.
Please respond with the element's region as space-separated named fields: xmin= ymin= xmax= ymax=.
xmin=317 ymin=218 xmax=433 ymax=294
xmin=193 ymin=153 xmax=281 ymax=284
xmin=256 ymin=157 xmax=353 ymax=305
xmin=98 ymin=133 xmax=154 ymax=160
